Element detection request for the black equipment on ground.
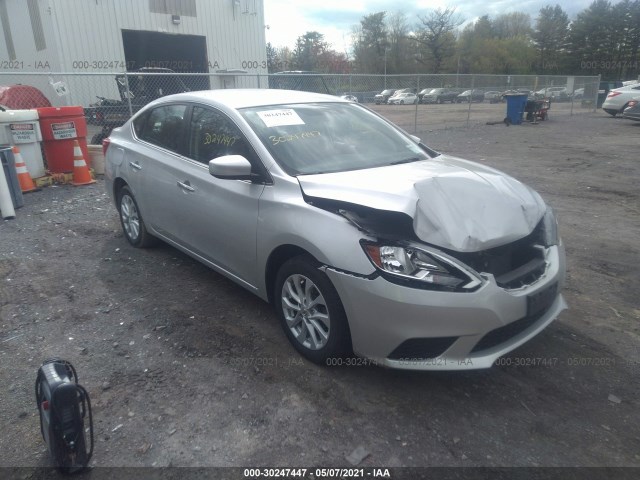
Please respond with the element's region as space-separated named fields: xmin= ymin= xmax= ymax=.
xmin=35 ymin=359 xmax=94 ymax=473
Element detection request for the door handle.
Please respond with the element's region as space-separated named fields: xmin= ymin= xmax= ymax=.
xmin=177 ymin=181 xmax=195 ymax=192
xmin=129 ymin=161 xmax=142 ymax=171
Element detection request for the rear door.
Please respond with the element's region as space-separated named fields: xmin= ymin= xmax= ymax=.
xmin=130 ymin=103 xmax=193 ymax=242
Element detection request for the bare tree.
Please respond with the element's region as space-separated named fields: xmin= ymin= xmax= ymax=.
xmin=413 ymin=7 xmax=463 ymax=73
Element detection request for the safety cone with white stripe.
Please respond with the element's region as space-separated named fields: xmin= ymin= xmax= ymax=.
xmin=12 ymin=146 xmax=38 ymax=193
xmin=71 ymin=140 xmax=96 ymax=186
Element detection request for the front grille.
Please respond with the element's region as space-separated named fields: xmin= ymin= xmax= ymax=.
xmin=471 ymin=309 xmax=547 ymax=354
xmin=388 ymin=337 xmax=458 ymax=360
xmin=450 ymin=219 xmax=547 ymax=289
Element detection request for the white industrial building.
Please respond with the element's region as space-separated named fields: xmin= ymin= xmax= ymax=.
xmin=0 ymin=0 xmax=267 ymax=106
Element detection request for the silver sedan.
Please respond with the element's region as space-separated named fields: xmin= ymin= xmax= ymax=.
xmin=104 ymin=89 xmax=567 ymax=370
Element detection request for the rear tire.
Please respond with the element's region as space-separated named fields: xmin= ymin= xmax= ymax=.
xmin=274 ymin=256 xmax=352 ymax=364
xmin=117 ymin=186 xmax=158 ymax=248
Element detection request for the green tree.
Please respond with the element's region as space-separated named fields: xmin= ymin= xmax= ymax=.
xmin=533 ymin=5 xmax=569 ymax=74
xmin=493 ymin=12 xmax=532 ymax=39
xmin=352 ymin=12 xmax=389 ymax=73
xmin=266 ymin=42 xmax=280 ymax=73
xmin=456 ymin=14 xmax=536 ymax=75
xmin=291 ymin=31 xmax=329 ymax=71
xmin=567 ymin=0 xmax=618 ymax=76
xmin=386 ymin=12 xmax=414 ymax=73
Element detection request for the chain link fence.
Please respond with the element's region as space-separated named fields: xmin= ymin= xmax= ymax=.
xmin=0 ymin=71 xmax=601 ymax=143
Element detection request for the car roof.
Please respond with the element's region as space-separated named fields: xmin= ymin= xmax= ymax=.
xmin=154 ymin=89 xmax=349 ymax=110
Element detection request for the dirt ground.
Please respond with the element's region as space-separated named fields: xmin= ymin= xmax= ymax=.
xmin=0 ymin=110 xmax=639 ymax=473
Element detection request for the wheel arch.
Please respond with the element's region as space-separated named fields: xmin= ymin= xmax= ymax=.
xmin=265 ymin=244 xmax=318 ymax=305
xmin=113 ymin=177 xmax=128 ymax=197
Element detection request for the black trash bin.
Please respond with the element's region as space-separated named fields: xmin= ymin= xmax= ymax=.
xmin=0 ymin=146 xmax=24 ymax=209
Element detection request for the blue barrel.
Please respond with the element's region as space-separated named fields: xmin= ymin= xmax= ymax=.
xmin=504 ymin=94 xmax=528 ymax=125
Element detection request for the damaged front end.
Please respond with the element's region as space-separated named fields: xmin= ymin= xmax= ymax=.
xmin=304 ymin=194 xmax=558 ymax=294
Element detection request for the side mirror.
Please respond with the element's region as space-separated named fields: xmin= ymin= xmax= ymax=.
xmin=409 ymin=134 xmax=421 ymax=143
xmin=209 ymin=155 xmax=254 ymax=180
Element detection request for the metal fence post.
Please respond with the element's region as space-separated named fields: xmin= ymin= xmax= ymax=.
xmin=123 ymin=71 xmax=133 ymax=117
xmin=594 ymin=74 xmax=601 ymax=113
xmin=467 ymin=75 xmax=474 ymax=126
xmin=414 ymin=75 xmax=420 ymax=133
xmin=570 ymin=83 xmax=574 ymax=116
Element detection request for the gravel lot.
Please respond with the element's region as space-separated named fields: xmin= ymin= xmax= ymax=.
xmin=0 ymin=111 xmax=639 ymax=471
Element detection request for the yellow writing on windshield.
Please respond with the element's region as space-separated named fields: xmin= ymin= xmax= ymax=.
xmin=204 ymin=132 xmax=237 ymax=147
xmin=269 ymin=131 xmax=321 ymax=146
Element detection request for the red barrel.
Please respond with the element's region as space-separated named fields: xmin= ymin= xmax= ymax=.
xmin=37 ymin=106 xmax=89 ymax=173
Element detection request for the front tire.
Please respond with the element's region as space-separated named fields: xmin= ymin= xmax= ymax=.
xmin=274 ymin=256 xmax=351 ymax=364
xmin=117 ymin=186 xmax=157 ymax=248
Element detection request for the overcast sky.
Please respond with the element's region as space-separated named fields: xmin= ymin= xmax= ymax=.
xmin=263 ymin=0 xmax=620 ymax=53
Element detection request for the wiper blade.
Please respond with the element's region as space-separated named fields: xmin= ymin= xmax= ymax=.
xmin=389 ymin=157 xmax=421 ymax=166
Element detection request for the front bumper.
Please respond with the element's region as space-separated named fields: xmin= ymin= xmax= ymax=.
xmin=326 ymin=245 xmax=567 ymax=370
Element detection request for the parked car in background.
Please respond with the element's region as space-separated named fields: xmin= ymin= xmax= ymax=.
xmin=485 ymin=91 xmax=502 ymax=103
xmin=420 ymin=88 xmax=459 ymax=104
xmin=374 ymin=89 xmax=396 ymax=104
xmin=582 ymin=80 xmax=623 ymax=108
xmin=388 ymin=93 xmax=418 ymax=105
xmin=535 ymin=86 xmax=568 ymax=100
xmin=456 ymin=90 xmax=485 ymax=103
xmin=417 ymin=88 xmax=431 ymax=103
xmin=572 ymin=88 xmax=584 ymax=100
xmin=388 ymin=88 xmax=416 ymax=100
xmin=622 ymin=97 xmax=640 ymax=121
xmin=602 ymin=83 xmax=640 ymax=116
xmin=340 ymin=94 xmax=358 ymax=102
xmin=105 ymin=89 xmax=566 ymax=370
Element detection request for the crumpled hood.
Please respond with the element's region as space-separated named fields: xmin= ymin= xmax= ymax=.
xmin=297 ymin=155 xmax=547 ymax=252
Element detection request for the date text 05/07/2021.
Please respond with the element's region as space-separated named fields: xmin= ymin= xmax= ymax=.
xmin=243 ymin=468 xmax=392 ymax=478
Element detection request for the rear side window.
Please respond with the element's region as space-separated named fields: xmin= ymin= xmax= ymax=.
xmin=137 ymin=104 xmax=187 ymax=153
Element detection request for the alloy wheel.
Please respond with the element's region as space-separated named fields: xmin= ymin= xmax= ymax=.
xmin=281 ymin=274 xmax=330 ymax=350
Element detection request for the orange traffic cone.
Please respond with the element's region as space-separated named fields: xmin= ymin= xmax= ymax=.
xmin=12 ymin=146 xmax=38 ymax=193
xmin=71 ymin=140 xmax=96 ymax=186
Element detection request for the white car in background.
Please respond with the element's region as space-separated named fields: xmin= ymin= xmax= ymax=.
xmin=602 ymin=83 xmax=640 ymax=116
xmin=535 ymin=86 xmax=568 ymax=100
xmin=388 ymin=93 xmax=418 ymax=105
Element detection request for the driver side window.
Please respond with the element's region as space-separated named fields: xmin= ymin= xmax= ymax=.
xmin=187 ymin=106 xmax=251 ymax=164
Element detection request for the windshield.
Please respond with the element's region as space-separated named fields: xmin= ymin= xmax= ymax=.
xmin=241 ymin=102 xmax=430 ymax=176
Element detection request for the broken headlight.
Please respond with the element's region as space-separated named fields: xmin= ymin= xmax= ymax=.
xmin=361 ymin=242 xmax=481 ymax=291
xmin=541 ymin=208 xmax=559 ymax=247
